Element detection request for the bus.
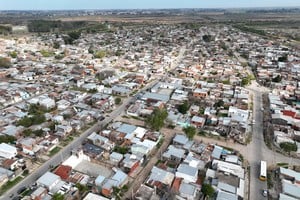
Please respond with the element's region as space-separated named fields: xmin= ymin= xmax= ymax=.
xmin=259 ymin=160 xmax=267 ymax=181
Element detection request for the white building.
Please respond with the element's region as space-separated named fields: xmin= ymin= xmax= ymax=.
xmin=0 ymin=143 xmax=17 ymax=159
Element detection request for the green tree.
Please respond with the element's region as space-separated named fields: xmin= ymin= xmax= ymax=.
xmin=23 ymin=129 xmax=33 ymax=137
xmin=17 ymin=116 xmax=33 ymax=127
xmin=183 ymin=126 xmax=196 ymax=140
xmin=272 ymin=75 xmax=282 ymax=83
xmin=201 ymin=183 xmax=215 ymax=197
xmin=114 ymin=146 xmax=129 ymax=154
xmin=53 ymin=41 xmax=60 ymax=49
xmin=75 ymin=183 xmax=88 ymax=194
xmin=94 ymin=50 xmax=106 ymax=59
xmin=280 ymin=142 xmax=297 ymax=153
xmin=177 ymin=101 xmax=189 ymax=114
xmin=52 ymin=193 xmax=64 ymax=200
xmin=115 ymin=97 xmax=122 ymax=105
xmin=0 ymin=135 xmax=16 ymax=143
xmin=9 ymin=51 xmax=17 ymax=58
xmin=145 ymin=108 xmax=168 ymax=131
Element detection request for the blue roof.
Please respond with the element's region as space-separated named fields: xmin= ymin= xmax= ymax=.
xmin=116 ymin=123 xmax=136 ymax=135
xmin=212 ymin=145 xmax=223 ymax=159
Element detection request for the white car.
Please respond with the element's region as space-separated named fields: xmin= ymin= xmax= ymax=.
xmin=262 ymin=189 xmax=268 ymax=197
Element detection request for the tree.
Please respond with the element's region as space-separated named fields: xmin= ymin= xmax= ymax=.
xmin=183 ymin=126 xmax=196 ymax=140
xmin=272 ymin=75 xmax=282 ymax=83
xmin=177 ymin=101 xmax=189 ymax=114
xmin=201 ymin=183 xmax=215 ymax=197
xmin=145 ymin=108 xmax=168 ymax=131
xmin=23 ymin=129 xmax=33 ymax=137
xmin=0 ymin=135 xmax=16 ymax=143
xmin=115 ymin=97 xmax=122 ymax=105
xmin=94 ymin=50 xmax=106 ymax=59
xmin=9 ymin=51 xmax=17 ymax=58
xmin=280 ymin=142 xmax=297 ymax=153
xmin=53 ymin=41 xmax=60 ymax=49
xmin=75 ymin=183 xmax=88 ymax=194
xmin=52 ymin=193 xmax=64 ymax=200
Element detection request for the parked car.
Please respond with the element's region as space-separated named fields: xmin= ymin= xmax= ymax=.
xmin=262 ymin=189 xmax=268 ymax=197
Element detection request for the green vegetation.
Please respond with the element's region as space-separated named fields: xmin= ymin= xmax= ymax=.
xmin=241 ymin=74 xmax=255 ymax=86
xmin=9 ymin=51 xmax=17 ymax=58
xmin=40 ymin=49 xmax=55 ymax=57
xmin=280 ymin=142 xmax=297 ymax=153
xmin=0 ymin=135 xmax=16 ymax=144
xmin=145 ymin=108 xmax=168 ymax=131
xmin=52 ymin=193 xmax=64 ymax=200
xmin=202 ymin=34 xmax=214 ymax=42
xmin=63 ymin=31 xmax=81 ymax=44
xmin=94 ymin=50 xmax=107 ymax=59
xmin=183 ymin=126 xmax=197 ymax=140
xmin=277 ymin=162 xmax=288 ymax=167
xmin=177 ymin=101 xmax=190 ymax=114
xmin=115 ymin=97 xmax=122 ymax=105
xmin=48 ymin=147 xmax=61 ymax=156
xmin=22 ymin=169 xmax=29 ymax=176
xmin=201 ymin=183 xmax=215 ymax=197
xmin=0 ymin=176 xmax=22 ymax=195
xmin=214 ymin=100 xmax=224 ymax=108
xmin=0 ymin=57 xmax=11 ymax=68
xmin=75 ymin=183 xmax=88 ymax=194
xmin=222 ymin=79 xmax=230 ymax=85
xmin=114 ymin=146 xmax=129 ymax=155
xmin=233 ymin=24 xmax=266 ymax=36
xmin=0 ymin=25 xmax=12 ymax=35
xmin=28 ymin=104 xmax=50 ymax=115
xmin=17 ymin=114 xmax=46 ymax=127
xmin=112 ymin=185 xmax=128 ymax=200
xmin=272 ymin=75 xmax=282 ymax=83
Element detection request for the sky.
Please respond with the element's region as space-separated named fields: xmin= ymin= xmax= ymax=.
xmin=0 ymin=0 xmax=300 ymax=10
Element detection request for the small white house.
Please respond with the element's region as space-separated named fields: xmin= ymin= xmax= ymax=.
xmin=0 ymin=143 xmax=17 ymax=159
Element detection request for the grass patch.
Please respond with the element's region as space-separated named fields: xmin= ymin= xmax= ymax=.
xmin=48 ymin=146 xmax=61 ymax=156
xmin=0 ymin=176 xmax=22 ymax=195
xmin=277 ymin=162 xmax=288 ymax=167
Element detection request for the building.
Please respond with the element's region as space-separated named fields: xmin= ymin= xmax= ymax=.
xmin=0 ymin=143 xmax=17 ymax=159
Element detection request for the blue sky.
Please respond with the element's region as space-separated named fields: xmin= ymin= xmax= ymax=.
xmin=0 ymin=0 xmax=299 ymax=10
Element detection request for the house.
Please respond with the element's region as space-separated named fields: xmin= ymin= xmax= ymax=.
xmin=54 ymin=165 xmax=72 ymax=180
xmin=162 ymin=145 xmax=186 ymax=163
xmin=111 ymin=85 xmax=131 ymax=96
xmin=36 ymin=172 xmax=64 ymax=193
xmin=57 ymin=99 xmax=71 ymax=110
xmin=176 ymin=164 xmax=198 ymax=183
xmin=122 ymin=153 xmax=142 ymax=175
xmin=38 ymin=96 xmax=56 ymax=110
xmin=279 ymin=167 xmax=300 ymax=184
xmin=31 ymin=186 xmax=48 ymax=200
xmin=109 ymin=152 xmax=124 ymax=164
xmin=282 ymin=180 xmax=300 ymax=199
xmin=102 ymin=170 xmax=128 ymax=197
xmin=193 ymin=88 xmax=208 ymax=98
xmin=147 ymin=166 xmax=175 ymax=187
xmin=216 ymin=190 xmax=238 ymax=200
xmin=0 ymin=143 xmax=17 ymax=159
xmin=191 ymin=116 xmax=206 ymax=128
xmin=18 ymin=137 xmax=40 ymax=155
xmin=83 ymin=192 xmax=110 ymax=200
xmin=173 ymin=134 xmax=189 ymax=146
xmin=179 ymin=182 xmax=200 ymax=200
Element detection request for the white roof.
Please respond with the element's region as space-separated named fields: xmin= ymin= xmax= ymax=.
xmin=0 ymin=143 xmax=17 ymax=153
xmin=83 ymin=193 xmax=109 ymax=200
xmin=133 ymin=127 xmax=147 ymax=138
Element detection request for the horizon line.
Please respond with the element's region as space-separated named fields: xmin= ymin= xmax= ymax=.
xmin=1 ymin=6 xmax=300 ymax=12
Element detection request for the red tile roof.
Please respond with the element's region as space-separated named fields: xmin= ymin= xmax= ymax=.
xmin=54 ymin=165 xmax=72 ymax=180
